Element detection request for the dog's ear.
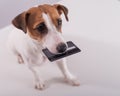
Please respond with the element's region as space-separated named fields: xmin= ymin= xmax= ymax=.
xmin=12 ymin=12 xmax=30 ymax=33
xmin=54 ymin=4 xmax=69 ymax=21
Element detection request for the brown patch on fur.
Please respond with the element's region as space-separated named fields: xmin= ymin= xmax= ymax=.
xmin=26 ymin=7 xmax=45 ymax=41
xmin=38 ymin=4 xmax=62 ymax=32
xmin=54 ymin=4 xmax=69 ymax=21
xmin=12 ymin=4 xmax=69 ymax=41
xmin=12 ymin=12 xmax=28 ymax=33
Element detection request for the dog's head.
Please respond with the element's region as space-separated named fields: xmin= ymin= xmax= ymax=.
xmin=12 ymin=4 xmax=69 ymax=54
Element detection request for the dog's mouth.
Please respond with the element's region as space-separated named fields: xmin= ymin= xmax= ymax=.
xmin=42 ymin=42 xmax=68 ymax=54
xmin=44 ymin=47 xmax=68 ymax=55
xmin=42 ymin=41 xmax=81 ymax=62
xmin=53 ymin=45 xmax=75 ymax=55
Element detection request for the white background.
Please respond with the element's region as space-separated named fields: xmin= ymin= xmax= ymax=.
xmin=0 ymin=0 xmax=60 ymax=28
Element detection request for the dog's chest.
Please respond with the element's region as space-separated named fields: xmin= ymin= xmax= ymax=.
xmin=25 ymin=41 xmax=47 ymax=66
xmin=27 ymin=49 xmax=47 ymax=66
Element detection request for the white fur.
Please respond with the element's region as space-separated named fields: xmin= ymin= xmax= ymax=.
xmin=42 ymin=13 xmax=66 ymax=53
xmin=7 ymin=13 xmax=80 ymax=90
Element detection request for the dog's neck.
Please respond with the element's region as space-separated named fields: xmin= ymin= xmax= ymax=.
xmin=26 ymin=33 xmax=44 ymax=53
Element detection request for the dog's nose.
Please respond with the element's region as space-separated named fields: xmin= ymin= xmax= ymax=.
xmin=56 ymin=43 xmax=67 ymax=53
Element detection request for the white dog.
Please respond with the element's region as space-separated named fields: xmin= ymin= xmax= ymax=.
xmin=7 ymin=4 xmax=80 ymax=90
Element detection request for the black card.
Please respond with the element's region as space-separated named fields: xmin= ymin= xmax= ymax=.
xmin=42 ymin=41 xmax=81 ymax=62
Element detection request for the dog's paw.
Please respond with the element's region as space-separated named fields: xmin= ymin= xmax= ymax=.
xmin=18 ymin=58 xmax=24 ymax=64
xmin=65 ymin=77 xmax=80 ymax=86
xmin=17 ymin=55 xmax=24 ymax=64
xmin=35 ymin=82 xmax=45 ymax=90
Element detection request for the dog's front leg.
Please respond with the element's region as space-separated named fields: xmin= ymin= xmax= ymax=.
xmin=56 ymin=58 xmax=80 ymax=86
xmin=28 ymin=65 xmax=45 ymax=90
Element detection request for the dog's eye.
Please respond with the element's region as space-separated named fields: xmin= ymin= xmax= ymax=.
xmin=57 ymin=18 xmax=62 ymax=26
xmin=36 ymin=22 xmax=47 ymax=33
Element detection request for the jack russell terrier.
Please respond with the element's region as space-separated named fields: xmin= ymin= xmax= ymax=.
xmin=7 ymin=4 xmax=80 ymax=90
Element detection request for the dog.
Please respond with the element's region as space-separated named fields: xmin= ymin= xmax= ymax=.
xmin=7 ymin=4 xmax=80 ymax=90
